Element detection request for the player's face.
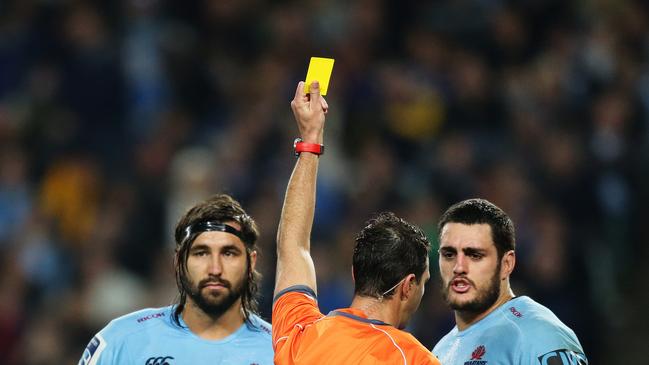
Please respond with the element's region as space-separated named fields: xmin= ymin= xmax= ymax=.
xmin=438 ymin=223 xmax=501 ymax=314
xmin=183 ymin=223 xmax=256 ymax=317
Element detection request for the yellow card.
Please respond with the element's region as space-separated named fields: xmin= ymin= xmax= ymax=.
xmin=305 ymin=57 xmax=335 ymax=95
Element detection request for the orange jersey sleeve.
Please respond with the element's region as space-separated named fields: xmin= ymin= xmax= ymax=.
xmin=272 ymin=285 xmax=323 ymax=351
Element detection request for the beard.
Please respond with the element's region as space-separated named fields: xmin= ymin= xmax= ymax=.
xmin=182 ymin=274 xmax=244 ymax=318
xmin=441 ymin=261 xmax=501 ymax=314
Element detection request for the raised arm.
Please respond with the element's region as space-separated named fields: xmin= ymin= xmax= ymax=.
xmin=274 ymin=81 xmax=328 ymax=297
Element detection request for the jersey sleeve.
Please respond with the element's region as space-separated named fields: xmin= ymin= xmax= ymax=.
xmin=271 ymin=285 xmax=323 ymax=350
xmin=519 ymin=322 xmax=588 ymax=365
xmin=78 ymin=333 xmax=122 ymax=365
xmin=531 ymin=348 xmax=588 ymax=365
xmin=78 ymin=321 xmax=135 ymax=365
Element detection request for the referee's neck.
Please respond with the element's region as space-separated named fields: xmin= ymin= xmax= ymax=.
xmin=350 ymin=295 xmax=398 ymax=327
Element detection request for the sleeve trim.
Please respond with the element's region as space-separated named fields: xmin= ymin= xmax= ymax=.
xmin=273 ymin=285 xmax=317 ymax=304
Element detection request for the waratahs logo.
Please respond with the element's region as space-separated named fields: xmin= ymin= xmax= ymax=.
xmin=464 ymin=345 xmax=487 ymax=365
xmin=471 ymin=345 xmax=486 ymax=360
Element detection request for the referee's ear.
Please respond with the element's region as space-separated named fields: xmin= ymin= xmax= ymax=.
xmin=400 ymin=274 xmax=417 ymax=300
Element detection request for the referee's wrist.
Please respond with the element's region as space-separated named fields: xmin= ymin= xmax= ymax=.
xmin=299 ymin=137 xmax=323 ymax=145
xmin=298 ymin=130 xmax=323 ymax=144
xmin=293 ymin=138 xmax=325 ymax=157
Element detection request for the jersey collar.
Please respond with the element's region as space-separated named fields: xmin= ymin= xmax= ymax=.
xmin=327 ymin=308 xmax=390 ymax=326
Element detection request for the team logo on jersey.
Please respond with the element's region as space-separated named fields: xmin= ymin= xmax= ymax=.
xmin=471 ymin=345 xmax=486 ymax=360
xmin=464 ymin=345 xmax=487 ymax=365
xmin=509 ymin=306 xmax=523 ymax=317
xmin=137 ymin=311 xmax=166 ymax=323
xmin=538 ymin=349 xmax=587 ymax=365
xmin=145 ymin=356 xmax=174 ymax=365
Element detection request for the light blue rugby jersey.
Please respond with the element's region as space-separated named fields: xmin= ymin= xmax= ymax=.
xmin=432 ymin=296 xmax=588 ymax=365
xmin=79 ymin=305 xmax=273 ymax=365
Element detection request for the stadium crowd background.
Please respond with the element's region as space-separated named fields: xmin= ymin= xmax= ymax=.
xmin=1 ymin=0 xmax=648 ymax=363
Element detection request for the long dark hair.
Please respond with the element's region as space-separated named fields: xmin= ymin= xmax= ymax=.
xmin=172 ymin=194 xmax=260 ymax=326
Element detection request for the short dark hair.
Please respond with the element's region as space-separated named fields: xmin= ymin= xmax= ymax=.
xmin=173 ymin=194 xmax=260 ymax=325
xmin=353 ymin=212 xmax=431 ymax=299
xmin=437 ymin=198 xmax=515 ymax=258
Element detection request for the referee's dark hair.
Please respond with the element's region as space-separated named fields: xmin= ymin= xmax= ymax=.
xmin=353 ymin=212 xmax=431 ymax=299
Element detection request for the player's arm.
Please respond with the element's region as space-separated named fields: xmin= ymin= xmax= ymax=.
xmin=274 ymin=81 xmax=328 ymax=297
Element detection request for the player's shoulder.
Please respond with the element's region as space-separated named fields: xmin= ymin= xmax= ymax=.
xmin=504 ymin=296 xmax=571 ymax=333
xmin=505 ymin=297 xmax=587 ymax=362
xmin=80 ymin=306 xmax=175 ymax=365
xmin=432 ymin=326 xmax=458 ymax=353
xmin=244 ymin=314 xmax=272 ymax=339
xmin=503 ymin=297 xmax=584 ymax=350
xmin=99 ymin=305 xmax=174 ymax=340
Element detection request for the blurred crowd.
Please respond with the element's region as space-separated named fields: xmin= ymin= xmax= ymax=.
xmin=1 ymin=0 xmax=648 ymax=363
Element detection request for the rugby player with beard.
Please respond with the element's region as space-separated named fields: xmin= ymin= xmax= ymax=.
xmin=433 ymin=198 xmax=588 ymax=365
xmin=79 ymin=194 xmax=273 ymax=365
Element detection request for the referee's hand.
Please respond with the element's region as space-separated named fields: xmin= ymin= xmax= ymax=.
xmin=290 ymin=81 xmax=328 ymax=145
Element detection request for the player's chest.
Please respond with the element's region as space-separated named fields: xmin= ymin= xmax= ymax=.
xmin=126 ymin=337 xmax=273 ymax=365
xmin=436 ymin=334 xmax=516 ymax=365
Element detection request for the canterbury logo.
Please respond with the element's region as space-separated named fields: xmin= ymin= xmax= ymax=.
xmin=145 ymin=356 xmax=174 ymax=365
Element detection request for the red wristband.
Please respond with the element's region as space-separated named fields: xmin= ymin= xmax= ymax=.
xmin=294 ymin=138 xmax=325 ymax=157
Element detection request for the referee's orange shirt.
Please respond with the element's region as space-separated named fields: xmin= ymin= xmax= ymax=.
xmin=272 ymin=286 xmax=441 ymax=365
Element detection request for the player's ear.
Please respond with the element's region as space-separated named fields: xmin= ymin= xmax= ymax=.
xmin=249 ymin=250 xmax=258 ymax=270
xmin=501 ymin=250 xmax=515 ymax=279
xmin=351 ymin=266 xmax=355 ymax=283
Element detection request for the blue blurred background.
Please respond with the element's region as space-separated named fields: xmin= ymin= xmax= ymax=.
xmin=1 ymin=0 xmax=647 ymax=363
